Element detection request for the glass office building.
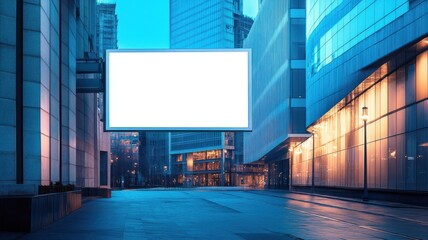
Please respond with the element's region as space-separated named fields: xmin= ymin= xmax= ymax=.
xmin=243 ymin=0 xmax=308 ymax=189
xmin=293 ymin=0 xmax=428 ymax=200
xmin=170 ymin=0 xmax=236 ymax=48
xmin=169 ymin=0 xmax=251 ymax=186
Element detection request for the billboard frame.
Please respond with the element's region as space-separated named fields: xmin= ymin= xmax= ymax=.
xmin=104 ymin=48 xmax=252 ymax=132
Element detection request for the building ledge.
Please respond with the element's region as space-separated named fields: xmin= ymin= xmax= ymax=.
xmin=0 ymin=184 xmax=38 ymax=196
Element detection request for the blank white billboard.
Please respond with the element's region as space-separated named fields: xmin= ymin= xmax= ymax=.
xmin=105 ymin=49 xmax=252 ymax=131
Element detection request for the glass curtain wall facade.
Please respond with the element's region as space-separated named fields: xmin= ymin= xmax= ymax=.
xmin=243 ymin=0 xmax=308 ymax=189
xmin=306 ymin=0 xmax=416 ymax=127
xmin=295 ymin=0 xmax=428 ymax=196
xmin=169 ymin=0 xmax=250 ymax=186
xmin=170 ymin=0 xmax=236 ymax=48
xmin=294 ymin=45 xmax=428 ymax=192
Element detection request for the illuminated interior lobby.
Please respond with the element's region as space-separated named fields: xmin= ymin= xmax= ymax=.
xmin=171 ymin=149 xmax=225 ymax=186
xmin=292 ymin=38 xmax=428 ymax=201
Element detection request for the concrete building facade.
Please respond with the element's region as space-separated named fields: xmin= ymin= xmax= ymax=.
xmin=0 ymin=0 xmax=109 ymax=195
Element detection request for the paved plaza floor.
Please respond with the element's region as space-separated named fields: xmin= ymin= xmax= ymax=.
xmin=2 ymin=188 xmax=428 ymax=239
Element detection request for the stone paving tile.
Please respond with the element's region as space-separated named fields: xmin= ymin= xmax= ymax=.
xmin=1 ymin=189 xmax=428 ymax=239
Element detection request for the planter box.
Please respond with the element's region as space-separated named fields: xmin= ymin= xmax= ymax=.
xmin=82 ymin=187 xmax=111 ymax=198
xmin=0 ymin=190 xmax=81 ymax=232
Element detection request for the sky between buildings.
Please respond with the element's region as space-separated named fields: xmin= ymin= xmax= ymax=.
xmin=116 ymin=0 xmax=259 ymax=49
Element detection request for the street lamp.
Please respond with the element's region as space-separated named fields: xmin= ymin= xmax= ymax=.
xmin=362 ymin=106 xmax=369 ymax=201
xmin=289 ymin=147 xmax=293 ymax=191
xmin=312 ymin=131 xmax=315 ymax=194
xmin=163 ymin=165 xmax=168 ymax=187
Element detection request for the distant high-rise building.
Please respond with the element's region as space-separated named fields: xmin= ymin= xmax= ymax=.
xmin=234 ymin=14 xmax=254 ymax=48
xmin=243 ymin=0 xmax=308 ymax=189
xmin=139 ymin=132 xmax=169 ymax=186
xmin=170 ymin=0 xmax=237 ymax=48
xmin=168 ymin=0 xmax=253 ymax=187
xmin=96 ymin=0 xmax=118 ymax=58
xmin=110 ymin=132 xmax=139 ymax=188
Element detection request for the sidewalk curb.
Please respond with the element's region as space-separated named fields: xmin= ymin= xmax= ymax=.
xmin=260 ymin=189 xmax=428 ymax=209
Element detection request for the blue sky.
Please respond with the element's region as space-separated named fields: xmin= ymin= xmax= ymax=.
xmin=116 ymin=0 xmax=258 ymax=49
xmin=116 ymin=0 xmax=170 ymax=49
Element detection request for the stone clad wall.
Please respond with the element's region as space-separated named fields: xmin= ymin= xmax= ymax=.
xmin=0 ymin=0 xmax=17 ymax=185
xmin=0 ymin=0 xmax=109 ymax=193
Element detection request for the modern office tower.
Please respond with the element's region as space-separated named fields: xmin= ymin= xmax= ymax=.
xmin=0 ymin=0 xmax=109 ymax=194
xmin=292 ymin=0 xmax=428 ymax=203
xmin=235 ymin=8 xmax=254 ymax=48
xmin=169 ymin=0 xmax=253 ymax=186
xmin=96 ymin=0 xmax=118 ymax=58
xmin=170 ymin=0 xmax=237 ymax=48
xmin=243 ymin=0 xmax=308 ymax=189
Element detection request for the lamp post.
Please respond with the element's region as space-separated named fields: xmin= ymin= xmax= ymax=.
xmin=164 ymin=165 xmax=168 ymax=187
xmin=362 ymin=106 xmax=369 ymax=201
xmin=289 ymin=147 xmax=293 ymax=191
xmin=312 ymin=131 xmax=315 ymax=194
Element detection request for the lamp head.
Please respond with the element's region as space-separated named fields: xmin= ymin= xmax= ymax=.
xmin=362 ymin=107 xmax=369 ymax=122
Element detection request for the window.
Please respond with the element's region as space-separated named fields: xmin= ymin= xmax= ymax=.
xmin=291 ymin=107 xmax=306 ymax=133
xmin=416 ymin=51 xmax=428 ymax=101
xmin=388 ymin=136 xmax=397 ymax=189
xmin=416 ymin=128 xmax=428 ymax=191
xmin=207 ymin=150 xmax=221 ymax=159
xmin=207 ymin=161 xmax=220 ymax=170
xmin=290 ymin=19 xmax=306 ymax=60
xmin=396 ymin=67 xmax=406 ymax=108
xmin=194 ymin=163 xmax=206 ymax=171
xmin=176 ymin=154 xmax=182 ymax=162
xmin=388 ymin=73 xmax=397 ymax=112
xmin=193 ymin=151 xmax=206 ymax=161
xmin=100 ymin=151 xmax=108 ymax=186
xmin=406 ymin=62 xmax=416 ymax=105
xmin=406 ymin=132 xmax=417 ymax=190
xmin=290 ymin=0 xmax=305 ymax=9
xmin=291 ymin=69 xmax=306 ymax=98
